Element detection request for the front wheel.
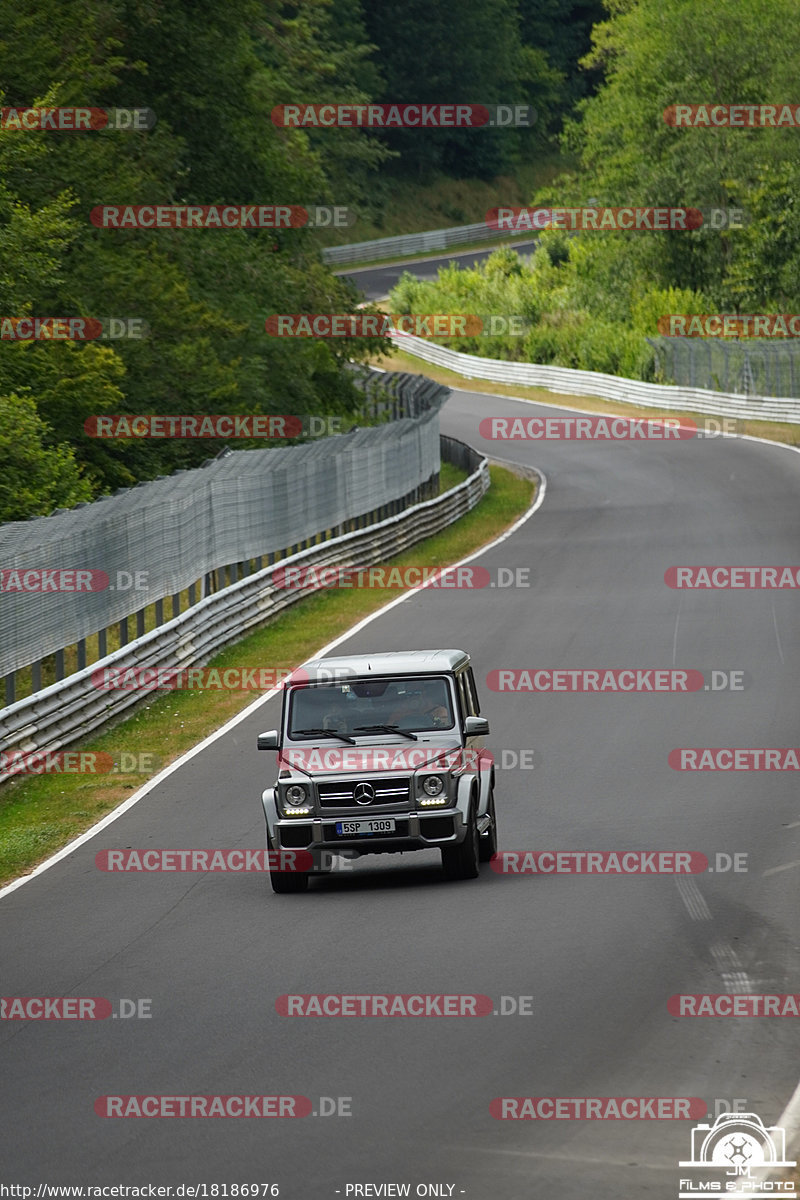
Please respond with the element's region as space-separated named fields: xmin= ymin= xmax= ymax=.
xmin=478 ymin=786 xmax=498 ymax=863
xmin=441 ymin=802 xmax=480 ymax=880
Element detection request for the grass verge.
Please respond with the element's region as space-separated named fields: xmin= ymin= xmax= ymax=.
xmin=374 ymin=347 xmax=800 ymax=449
xmin=0 ymin=461 xmax=535 ymax=887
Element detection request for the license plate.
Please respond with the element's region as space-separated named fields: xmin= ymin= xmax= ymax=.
xmin=335 ymin=818 xmax=397 ymax=837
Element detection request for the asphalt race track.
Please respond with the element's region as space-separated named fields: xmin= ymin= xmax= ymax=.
xmin=338 ymin=240 xmax=539 ymax=301
xmin=2 ymin=386 xmax=800 ymax=1196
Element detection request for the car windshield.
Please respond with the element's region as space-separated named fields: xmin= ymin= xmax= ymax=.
xmin=286 ymin=676 xmax=456 ymax=739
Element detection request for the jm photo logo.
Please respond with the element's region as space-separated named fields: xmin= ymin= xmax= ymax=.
xmin=678 ymin=1111 xmax=796 ymax=1196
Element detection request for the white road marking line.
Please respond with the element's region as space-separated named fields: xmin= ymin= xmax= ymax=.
xmin=0 ymin=469 xmax=547 ymax=901
xmin=763 ymin=858 xmax=800 ymax=876
xmin=770 ymin=596 xmax=786 ymax=666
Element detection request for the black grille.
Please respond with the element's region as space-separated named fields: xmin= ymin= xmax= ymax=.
xmin=278 ymin=824 xmax=312 ymax=848
xmin=419 ymin=816 xmax=455 ymax=840
xmin=317 ymin=776 xmax=410 ymax=808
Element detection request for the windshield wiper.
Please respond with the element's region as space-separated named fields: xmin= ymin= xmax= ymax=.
xmin=292 ymin=727 xmax=356 ymax=744
xmin=354 ymin=724 xmax=418 ymax=741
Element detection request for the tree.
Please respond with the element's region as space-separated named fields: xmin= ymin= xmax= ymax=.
xmin=0 ymin=393 xmax=93 ymax=521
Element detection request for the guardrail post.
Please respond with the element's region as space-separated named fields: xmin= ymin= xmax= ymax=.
xmin=0 ymin=431 xmax=489 ymax=772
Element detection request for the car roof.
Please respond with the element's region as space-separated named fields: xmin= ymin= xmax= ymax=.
xmin=295 ymin=649 xmax=469 ymax=683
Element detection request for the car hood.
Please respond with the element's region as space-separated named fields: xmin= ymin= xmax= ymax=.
xmin=277 ymin=740 xmax=475 ymax=779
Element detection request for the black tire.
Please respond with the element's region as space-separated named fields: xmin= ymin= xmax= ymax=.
xmin=478 ymin=785 xmax=498 ymax=863
xmin=441 ymin=800 xmax=480 ymax=880
xmin=267 ymin=832 xmax=309 ymax=893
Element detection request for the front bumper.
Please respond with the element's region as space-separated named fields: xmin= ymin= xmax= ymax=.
xmin=262 ymin=783 xmax=472 ymax=856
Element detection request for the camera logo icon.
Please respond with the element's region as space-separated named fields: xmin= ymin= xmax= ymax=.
xmin=680 ymin=1112 xmax=796 ymax=1170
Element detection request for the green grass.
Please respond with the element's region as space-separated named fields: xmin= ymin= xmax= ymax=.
xmin=0 ymin=461 xmax=535 ymax=887
xmin=375 ymin=346 xmax=800 ymax=450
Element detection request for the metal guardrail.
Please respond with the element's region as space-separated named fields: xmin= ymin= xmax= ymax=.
xmin=322 ymin=222 xmax=523 ymax=267
xmin=0 ymin=370 xmax=448 ymax=696
xmin=0 ymin=439 xmax=490 ymax=779
xmin=390 ymin=332 xmax=800 ymax=423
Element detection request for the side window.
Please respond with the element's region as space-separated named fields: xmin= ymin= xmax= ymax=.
xmin=456 ymin=671 xmax=473 ymax=720
xmin=466 ymin=666 xmax=481 ymax=714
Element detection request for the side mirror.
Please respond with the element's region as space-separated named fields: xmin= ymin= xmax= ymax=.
xmin=257 ymin=729 xmax=280 ymax=750
xmin=463 ymin=716 xmax=489 ymax=736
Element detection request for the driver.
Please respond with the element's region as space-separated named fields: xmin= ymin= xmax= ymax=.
xmin=389 ymin=690 xmax=451 ymax=729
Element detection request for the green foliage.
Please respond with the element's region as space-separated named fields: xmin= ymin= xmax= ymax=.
xmin=0 ymin=392 xmax=93 ymax=521
xmin=379 ymin=0 xmax=800 ymax=382
xmin=0 ymin=1 xmax=395 ymax=516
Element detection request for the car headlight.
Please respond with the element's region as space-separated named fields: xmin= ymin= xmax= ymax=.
xmin=283 ymin=777 xmax=311 ymax=816
xmin=422 ymin=775 xmax=444 ymax=797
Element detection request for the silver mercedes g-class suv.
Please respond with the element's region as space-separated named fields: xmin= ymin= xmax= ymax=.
xmin=257 ymin=649 xmax=496 ymax=892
